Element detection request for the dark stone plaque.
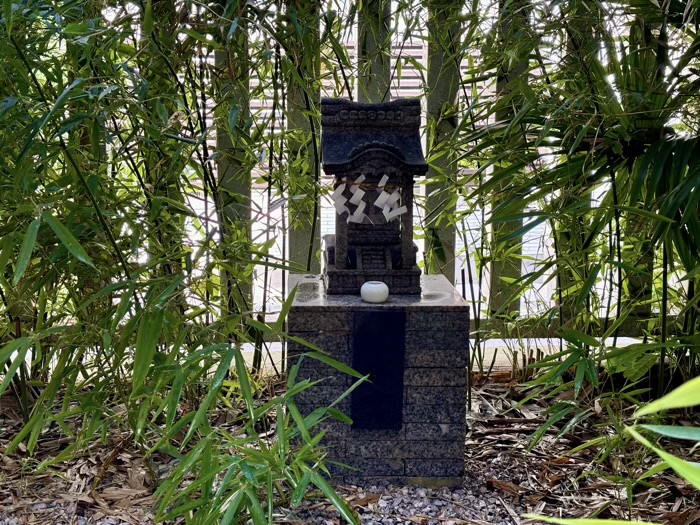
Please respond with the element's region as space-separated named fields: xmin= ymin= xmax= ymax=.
xmin=351 ymin=309 xmax=406 ymax=429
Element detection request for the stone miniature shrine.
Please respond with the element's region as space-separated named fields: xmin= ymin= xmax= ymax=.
xmin=288 ymin=98 xmax=469 ymax=487
xmin=321 ymin=98 xmax=426 ymax=294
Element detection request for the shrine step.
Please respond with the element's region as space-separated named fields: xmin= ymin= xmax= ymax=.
xmin=360 ymin=247 xmax=387 ymax=269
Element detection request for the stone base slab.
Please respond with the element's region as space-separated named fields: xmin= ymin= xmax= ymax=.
xmin=288 ymin=274 xmax=469 ymax=486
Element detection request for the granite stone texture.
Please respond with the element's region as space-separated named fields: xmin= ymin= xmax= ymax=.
xmin=404 ymin=368 xmax=468 ymax=387
xmin=405 ymin=459 xmax=465 ymax=477
xmin=405 ymin=387 xmax=467 ymax=406
xmin=403 ymin=404 xmax=466 ymax=423
xmin=287 ymin=273 xmax=469 ymax=487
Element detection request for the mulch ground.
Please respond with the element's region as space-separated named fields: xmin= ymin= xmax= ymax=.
xmin=466 ymin=371 xmax=700 ymax=524
xmin=1 ymin=372 xmax=699 ymax=524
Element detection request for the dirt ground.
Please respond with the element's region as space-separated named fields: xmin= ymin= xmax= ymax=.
xmin=1 ymin=373 xmax=699 ymax=525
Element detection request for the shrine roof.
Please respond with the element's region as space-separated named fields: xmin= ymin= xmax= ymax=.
xmin=321 ymin=98 xmax=428 ymax=175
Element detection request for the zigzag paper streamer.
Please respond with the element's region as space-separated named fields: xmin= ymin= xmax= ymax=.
xmin=386 ymin=190 xmax=400 ymax=208
xmin=348 ymin=200 xmax=366 ymax=223
xmin=384 ymin=205 xmax=407 ymax=222
xmin=332 ymin=183 xmax=346 ymax=199
xmin=334 ymin=195 xmax=350 ymax=217
xmin=374 ymin=190 xmax=390 ymax=208
xmin=349 ymin=188 xmax=365 ymax=205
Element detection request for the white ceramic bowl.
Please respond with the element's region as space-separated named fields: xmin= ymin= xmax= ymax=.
xmin=360 ymin=281 xmax=389 ymax=303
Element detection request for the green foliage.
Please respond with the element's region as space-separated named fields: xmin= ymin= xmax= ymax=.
xmin=461 ymin=0 xmax=700 ymax=421
xmin=151 ymin=354 xmax=362 ymax=524
xmin=628 ymin=376 xmax=700 ymax=491
xmin=0 ymin=0 xmax=359 ymax=522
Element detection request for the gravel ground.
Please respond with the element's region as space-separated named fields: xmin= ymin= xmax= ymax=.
xmin=282 ymin=480 xmax=520 ymax=525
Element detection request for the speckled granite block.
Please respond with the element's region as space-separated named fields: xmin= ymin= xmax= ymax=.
xmin=294 ymin=386 xmax=349 ymax=406
xmin=331 ymin=458 xmax=406 ymax=477
xmin=288 ymin=312 xmax=353 ymax=333
xmin=298 ymin=416 xmax=350 ymax=436
xmin=405 ymin=422 xmax=466 ymax=441
xmin=406 ymin=311 xmax=469 ymax=331
xmin=343 ymin=476 xmax=409 ymax=486
xmin=405 ymin=332 xmax=469 ymax=367
xmin=318 ymin=440 xmax=347 ymax=458
xmin=405 ymin=459 xmax=465 ymax=477
xmin=347 ymin=428 xmax=405 ymax=440
xmin=403 ymin=404 xmax=466 ymax=423
xmin=288 ymin=333 xmax=351 ymax=357
xmin=287 ymin=273 xmax=469 ymax=486
xmin=405 ymin=386 xmax=466 ymax=405
xmin=404 ymin=368 xmax=467 ymax=386
xmin=290 ymin=367 xmax=353 ymax=387
xmin=294 ymin=402 xmax=351 ymax=420
xmin=405 ymin=440 xmax=464 ymax=459
xmin=346 ymin=439 xmax=407 ymax=458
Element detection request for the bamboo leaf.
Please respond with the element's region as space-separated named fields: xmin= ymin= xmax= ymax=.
xmin=290 ymin=470 xmax=312 ymax=506
xmin=304 ymin=351 xmax=364 ymax=379
xmin=182 ymin=346 xmax=235 ymax=446
xmin=41 ymin=210 xmax=94 ymax=267
xmin=574 ymin=263 xmax=600 ymax=309
xmin=13 ymin=217 xmax=41 ymax=285
xmin=220 ymin=489 xmax=245 ymax=525
xmin=559 ymin=329 xmax=600 ymax=348
xmin=274 ymin=285 xmax=296 ymax=332
xmin=244 ymin=486 xmax=266 ymax=525
xmin=616 ymin=205 xmax=675 ymax=224
xmin=635 ymin=375 xmax=700 ymax=417
xmin=524 ymin=515 xmax=661 ymax=525
xmin=234 ymin=346 xmax=255 ymax=422
xmin=639 ymin=461 xmax=670 ymax=481
xmin=0 ymin=237 xmax=12 ymax=273
xmin=680 ymin=263 xmax=700 ymax=281
xmin=286 ymin=399 xmax=311 ymax=443
xmin=309 ymin=470 xmax=358 ymax=525
xmin=18 ymin=78 xmax=84 ymax=163
xmin=132 ymin=307 xmax=164 ymax=394
xmin=0 ymin=338 xmax=31 ymax=396
xmin=641 ymin=425 xmax=700 ymax=442
xmin=4 ymin=0 xmax=12 ymax=33
xmin=627 ymin=426 xmax=700 ymax=490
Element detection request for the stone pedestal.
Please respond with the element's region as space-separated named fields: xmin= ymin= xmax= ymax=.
xmin=288 ymin=274 xmax=469 ymax=487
